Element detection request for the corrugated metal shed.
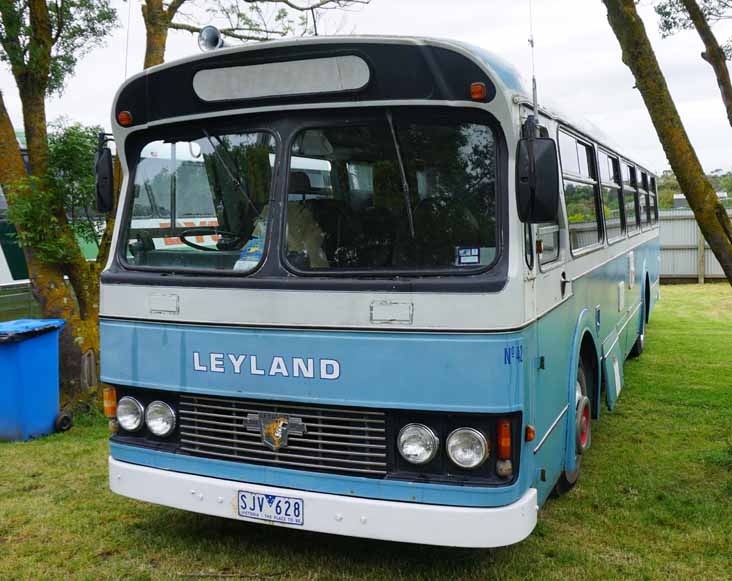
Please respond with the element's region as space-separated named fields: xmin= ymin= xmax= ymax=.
xmin=659 ymin=209 xmax=731 ymax=280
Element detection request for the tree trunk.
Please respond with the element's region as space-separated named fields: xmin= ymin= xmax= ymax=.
xmin=680 ymin=0 xmax=732 ymax=128
xmin=603 ymin=0 xmax=732 ymax=284
xmin=17 ymin=83 xmax=49 ymax=176
xmin=144 ymin=22 xmax=170 ymax=68
xmin=142 ymin=0 xmax=172 ymax=68
xmin=0 ymin=93 xmax=29 ymax=204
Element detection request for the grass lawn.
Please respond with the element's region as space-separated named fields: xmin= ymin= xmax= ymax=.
xmin=1 ymin=285 xmax=731 ymax=580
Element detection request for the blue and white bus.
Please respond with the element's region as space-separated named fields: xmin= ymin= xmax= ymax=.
xmin=102 ymin=36 xmax=660 ymax=547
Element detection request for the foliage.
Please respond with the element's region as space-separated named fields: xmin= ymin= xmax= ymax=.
xmin=47 ymin=120 xmax=103 ymax=245
xmin=657 ymin=169 xmax=680 ymax=207
xmin=658 ymin=168 xmax=732 ymax=207
xmin=4 ymin=121 xmax=102 ymax=262
xmin=4 ymin=176 xmax=80 ymax=265
xmin=655 ymin=0 xmax=732 ymax=57
xmin=0 ymin=0 xmax=117 ymax=95
xmin=156 ymin=0 xmax=371 ymax=47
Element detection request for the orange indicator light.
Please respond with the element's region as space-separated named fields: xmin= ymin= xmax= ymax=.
xmin=103 ymin=386 xmax=117 ymax=418
xmin=117 ymin=110 xmax=133 ymax=126
xmin=497 ymin=419 xmax=512 ymax=460
xmin=525 ymin=424 xmax=536 ymax=442
xmin=470 ymin=82 xmax=487 ymax=101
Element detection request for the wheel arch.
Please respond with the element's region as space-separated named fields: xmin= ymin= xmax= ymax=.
xmin=580 ymin=332 xmax=601 ymax=419
xmin=563 ymin=309 xmax=601 ymax=476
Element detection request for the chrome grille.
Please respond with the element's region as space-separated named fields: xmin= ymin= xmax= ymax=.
xmin=178 ymin=394 xmax=387 ymax=477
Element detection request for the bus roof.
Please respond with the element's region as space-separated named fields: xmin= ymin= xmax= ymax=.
xmin=113 ymin=35 xmax=648 ymax=171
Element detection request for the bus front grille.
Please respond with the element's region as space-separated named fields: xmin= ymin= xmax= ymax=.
xmin=178 ymin=394 xmax=388 ymax=477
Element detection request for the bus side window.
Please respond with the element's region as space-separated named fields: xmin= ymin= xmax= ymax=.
xmin=535 ymin=130 xmax=574 ymax=267
xmin=537 ymin=222 xmax=560 ymax=264
xmin=650 ymin=176 xmax=658 ymax=224
xmin=639 ymin=171 xmax=651 ymax=229
xmin=623 ymin=164 xmax=639 ymax=234
xmin=600 ymin=152 xmax=625 ymax=242
xmin=559 ymin=131 xmax=602 ymax=252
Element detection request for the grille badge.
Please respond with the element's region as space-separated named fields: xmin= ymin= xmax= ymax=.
xmin=245 ymin=412 xmax=306 ymax=451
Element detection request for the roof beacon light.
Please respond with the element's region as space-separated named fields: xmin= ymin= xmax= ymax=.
xmin=198 ymin=25 xmax=224 ymax=52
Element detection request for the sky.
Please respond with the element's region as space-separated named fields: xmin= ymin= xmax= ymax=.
xmin=2 ymin=0 xmax=732 ymax=174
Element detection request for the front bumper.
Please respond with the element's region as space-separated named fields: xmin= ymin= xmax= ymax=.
xmin=109 ymin=457 xmax=538 ymax=547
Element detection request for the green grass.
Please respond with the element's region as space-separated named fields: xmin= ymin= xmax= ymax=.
xmin=1 ymin=285 xmax=731 ymax=580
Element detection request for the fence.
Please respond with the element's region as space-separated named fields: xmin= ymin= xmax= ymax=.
xmin=659 ymin=209 xmax=731 ymax=282
xmin=0 ymin=281 xmax=40 ymax=322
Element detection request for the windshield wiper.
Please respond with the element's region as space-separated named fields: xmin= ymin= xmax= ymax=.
xmin=386 ymin=111 xmax=415 ymax=239
xmin=202 ymin=129 xmax=260 ymax=216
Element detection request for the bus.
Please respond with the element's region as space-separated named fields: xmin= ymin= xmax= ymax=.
xmin=0 ymin=143 xmax=98 ymax=321
xmin=102 ymin=36 xmax=660 ymax=548
xmin=0 ymin=185 xmax=41 ymax=321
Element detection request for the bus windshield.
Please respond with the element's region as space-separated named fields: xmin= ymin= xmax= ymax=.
xmin=286 ymin=114 xmax=497 ymax=272
xmin=123 ymin=132 xmax=275 ymax=272
xmin=120 ymin=111 xmax=498 ymax=275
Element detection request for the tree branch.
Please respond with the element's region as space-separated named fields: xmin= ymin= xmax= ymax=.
xmin=168 ymin=21 xmax=289 ymax=40
xmin=680 ymin=0 xmax=732 ymax=127
xmin=51 ymin=0 xmax=66 ymax=45
xmin=242 ymin=0 xmax=370 ymax=11
xmin=603 ymin=0 xmax=732 ymax=283
xmin=165 ymin=0 xmax=188 ymax=20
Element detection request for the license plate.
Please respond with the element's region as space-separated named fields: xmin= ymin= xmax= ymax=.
xmin=237 ymin=490 xmax=304 ymax=526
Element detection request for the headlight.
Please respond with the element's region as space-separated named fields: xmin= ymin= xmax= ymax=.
xmin=397 ymin=423 xmax=439 ymax=465
xmin=145 ymin=401 xmax=176 ymax=437
xmin=446 ymin=427 xmax=489 ymax=469
xmin=116 ymin=397 xmax=144 ymax=432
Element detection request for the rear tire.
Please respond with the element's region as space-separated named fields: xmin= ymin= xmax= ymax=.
xmin=630 ymin=283 xmax=649 ymax=358
xmin=630 ymin=302 xmax=646 ymax=358
xmin=629 ymin=329 xmax=645 ymax=358
xmin=555 ymin=361 xmax=590 ymax=495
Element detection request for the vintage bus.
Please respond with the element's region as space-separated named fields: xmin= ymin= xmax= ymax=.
xmin=0 ymin=184 xmax=41 ymax=321
xmin=102 ymin=36 xmax=660 ymax=547
xmin=1 ymin=143 xmax=98 ymax=320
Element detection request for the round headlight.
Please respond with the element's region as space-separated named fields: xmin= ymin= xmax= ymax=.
xmin=446 ymin=428 xmax=489 ymax=469
xmin=117 ymin=397 xmax=144 ymax=432
xmin=397 ymin=423 xmax=439 ymax=465
xmin=145 ymin=401 xmax=176 ymax=437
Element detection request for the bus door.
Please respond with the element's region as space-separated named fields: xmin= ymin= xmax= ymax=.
xmin=532 ymin=210 xmax=571 ymax=500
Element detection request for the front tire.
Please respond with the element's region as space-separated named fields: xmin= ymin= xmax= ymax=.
xmin=555 ymin=361 xmax=590 ymax=495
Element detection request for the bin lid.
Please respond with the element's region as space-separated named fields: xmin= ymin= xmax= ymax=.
xmin=0 ymin=318 xmax=66 ymax=344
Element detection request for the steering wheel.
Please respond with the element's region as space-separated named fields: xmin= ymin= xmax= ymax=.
xmin=179 ymin=227 xmax=241 ymax=252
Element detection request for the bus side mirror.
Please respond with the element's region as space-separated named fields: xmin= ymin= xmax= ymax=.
xmin=516 ymin=137 xmax=560 ymax=223
xmin=95 ymin=146 xmax=114 ymax=214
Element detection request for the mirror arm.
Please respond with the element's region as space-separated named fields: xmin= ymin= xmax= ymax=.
xmin=524 ymin=115 xmax=539 ymax=216
xmin=97 ymin=132 xmax=113 ymax=154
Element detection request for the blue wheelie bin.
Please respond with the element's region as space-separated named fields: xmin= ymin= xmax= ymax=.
xmin=0 ymin=318 xmax=66 ymax=441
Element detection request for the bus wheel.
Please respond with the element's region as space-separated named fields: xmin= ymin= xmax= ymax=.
xmin=555 ymin=361 xmax=590 ymax=495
